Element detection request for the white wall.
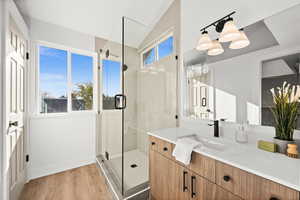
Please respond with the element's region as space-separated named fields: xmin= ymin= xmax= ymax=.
xmin=28 ymin=114 xmax=96 ymax=179
xmin=30 ymin=18 xmax=95 ymax=51
xmin=28 ymin=19 xmax=97 ymax=179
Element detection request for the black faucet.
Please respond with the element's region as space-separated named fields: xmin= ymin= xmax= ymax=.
xmin=208 ymin=120 xmax=219 ymax=137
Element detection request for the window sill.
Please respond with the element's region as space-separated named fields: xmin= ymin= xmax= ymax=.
xmin=30 ymin=111 xmax=98 ymax=119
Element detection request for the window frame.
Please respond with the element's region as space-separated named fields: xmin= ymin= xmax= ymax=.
xmin=36 ymin=41 xmax=98 ymax=115
xmin=140 ymin=32 xmax=174 ymax=68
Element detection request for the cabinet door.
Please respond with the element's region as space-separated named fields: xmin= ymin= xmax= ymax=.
xmin=150 ymin=150 xmax=170 ymax=200
xmin=189 ymin=152 xmax=216 ymax=183
xmin=150 ymin=150 xmax=189 ymax=200
xmin=190 ymin=173 xmax=242 ymax=200
xmin=190 ymin=173 xmax=215 ymax=200
xmin=261 ymin=178 xmax=299 ymax=200
xmin=214 ymin=186 xmax=243 ymax=200
xmin=216 ymin=161 xmax=247 ymax=197
xmin=169 ymin=162 xmax=190 ymax=200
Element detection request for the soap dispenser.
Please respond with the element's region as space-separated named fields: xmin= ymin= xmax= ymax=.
xmin=235 ymin=123 xmax=248 ymax=143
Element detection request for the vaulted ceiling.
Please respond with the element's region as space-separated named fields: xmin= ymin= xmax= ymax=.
xmin=16 ymin=0 xmax=300 ymax=49
xmin=15 ymin=0 xmax=174 ymax=47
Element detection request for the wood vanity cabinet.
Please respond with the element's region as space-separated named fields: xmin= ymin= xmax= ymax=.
xmin=149 ymin=136 xmax=300 ymax=200
xmin=216 ymin=161 xmax=300 ymax=200
xmin=150 ymin=147 xmax=189 ymax=200
xmin=149 ymin=148 xmax=240 ymax=200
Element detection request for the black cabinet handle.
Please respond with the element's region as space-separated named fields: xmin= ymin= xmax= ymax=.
xmin=191 ymin=176 xmax=196 ymax=198
xmin=163 ymin=147 xmax=168 ymax=151
xmin=183 ymin=171 xmax=188 ymax=192
xmin=223 ymin=175 xmax=231 ymax=182
xmin=270 ymin=198 xmax=279 ymax=200
xmin=151 ymin=142 xmax=155 ymax=145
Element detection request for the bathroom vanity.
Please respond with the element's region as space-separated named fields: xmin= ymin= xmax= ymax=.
xmin=148 ymin=128 xmax=300 ymax=200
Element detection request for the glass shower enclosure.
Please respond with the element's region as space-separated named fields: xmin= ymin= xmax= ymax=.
xmin=97 ymin=16 xmax=178 ymax=199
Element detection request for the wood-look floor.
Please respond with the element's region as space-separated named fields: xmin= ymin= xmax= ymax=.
xmin=20 ymin=164 xmax=114 ymax=200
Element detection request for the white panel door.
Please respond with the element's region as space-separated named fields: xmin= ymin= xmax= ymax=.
xmin=5 ymin=18 xmax=27 ymax=200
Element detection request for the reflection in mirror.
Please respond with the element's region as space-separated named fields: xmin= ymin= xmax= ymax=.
xmin=183 ymin=4 xmax=300 ymax=126
xmin=262 ymin=53 xmax=300 ymax=129
xmin=215 ymin=88 xmax=237 ymax=122
xmin=183 ymin=50 xmax=214 ymax=120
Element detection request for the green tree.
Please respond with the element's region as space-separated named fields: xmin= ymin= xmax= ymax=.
xmin=73 ymin=82 xmax=93 ymax=110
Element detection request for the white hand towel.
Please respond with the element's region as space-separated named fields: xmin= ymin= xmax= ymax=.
xmin=172 ymin=137 xmax=200 ymax=165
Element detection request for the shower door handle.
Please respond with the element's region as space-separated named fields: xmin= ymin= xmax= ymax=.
xmin=114 ymin=94 xmax=126 ymax=110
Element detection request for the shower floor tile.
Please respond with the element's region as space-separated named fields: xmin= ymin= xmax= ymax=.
xmin=109 ymin=149 xmax=149 ymax=191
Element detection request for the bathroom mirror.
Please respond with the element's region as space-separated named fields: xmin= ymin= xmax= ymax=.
xmin=262 ymin=53 xmax=300 ymax=129
xmin=183 ymin=4 xmax=300 ymax=128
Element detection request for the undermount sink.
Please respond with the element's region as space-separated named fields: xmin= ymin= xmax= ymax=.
xmin=197 ymin=137 xmax=227 ymax=151
xmin=177 ymin=133 xmax=228 ymax=151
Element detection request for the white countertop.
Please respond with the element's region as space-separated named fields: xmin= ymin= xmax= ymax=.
xmin=148 ymin=127 xmax=300 ymax=191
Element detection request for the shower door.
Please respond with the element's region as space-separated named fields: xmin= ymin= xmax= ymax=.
xmin=99 ymin=56 xmax=123 ymax=194
xmin=121 ymin=17 xmax=178 ymax=197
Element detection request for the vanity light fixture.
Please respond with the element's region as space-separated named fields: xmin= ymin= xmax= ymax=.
xmin=207 ymin=39 xmax=224 ymax=56
xmin=219 ymin=18 xmax=241 ymax=43
xmin=229 ymin=29 xmax=250 ymax=49
xmin=196 ymin=11 xmax=250 ymax=56
xmin=196 ymin=30 xmax=213 ymax=51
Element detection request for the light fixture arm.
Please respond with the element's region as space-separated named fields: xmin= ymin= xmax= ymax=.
xmin=200 ymin=11 xmax=236 ymax=32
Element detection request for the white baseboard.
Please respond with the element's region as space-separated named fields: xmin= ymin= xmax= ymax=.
xmin=28 ymin=157 xmax=96 ymax=180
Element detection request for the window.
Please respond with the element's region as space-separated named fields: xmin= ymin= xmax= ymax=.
xmin=40 ymin=46 xmax=68 ymax=113
xmin=71 ymin=53 xmax=94 ymax=111
xmin=39 ymin=45 xmax=95 ymax=114
xmin=141 ymin=35 xmax=174 ymax=67
xmin=143 ymin=48 xmax=155 ymax=65
xmin=102 ymin=59 xmax=121 ymax=110
xmin=158 ymin=36 xmax=174 ymax=59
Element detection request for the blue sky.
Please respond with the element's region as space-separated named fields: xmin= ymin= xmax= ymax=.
xmin=40 ymin=46 xmax=93 ymax=98
xmin=40 ymin=46 xmax=68 ymax=98
xmin=143 ymin=36 xmax=173 ymax=65
xmin=158 ymin=36 xmax=173 ymax=59
xmin=103 ymin=59 xmax=121 ymax=97
xmin=71 ymin=53 xmax=93 ymax=91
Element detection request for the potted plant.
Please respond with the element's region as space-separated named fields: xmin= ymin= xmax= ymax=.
xmin=270 ymin=82 xmax=300 ymax=153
